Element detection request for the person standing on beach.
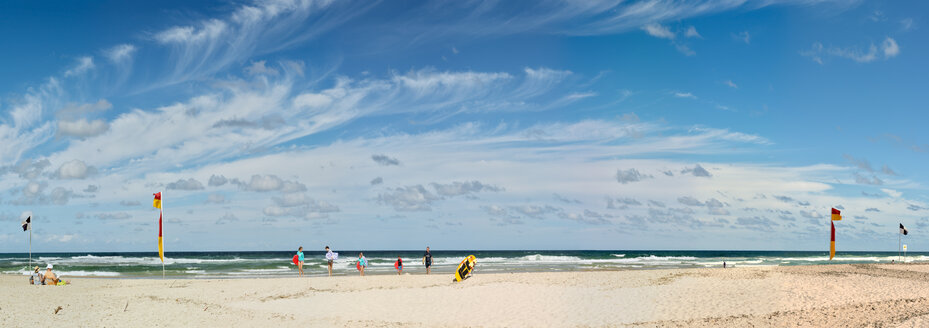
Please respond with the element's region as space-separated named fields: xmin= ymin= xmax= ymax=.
xmin=325 ymin=246 xmax=335 ymax=276
xmin=422 ymin=247 xmax=432 ymax=275
xmin=357 ymin=252 xmax=367 ymax=276
xmin=395 ymin=256 xmax=403 ymax=275
xmin=297 ymin=246 xmax=305 ymax=277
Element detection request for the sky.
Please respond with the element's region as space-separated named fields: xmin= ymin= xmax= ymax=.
xmin=0 ymin=0 xmax=926 ymax=252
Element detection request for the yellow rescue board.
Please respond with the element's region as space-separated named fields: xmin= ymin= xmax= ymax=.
xmin=454 ymin=255 xmax=476 ymax=282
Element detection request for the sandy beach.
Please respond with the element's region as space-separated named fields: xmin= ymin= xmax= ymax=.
xmin=4 ymin=264 xmax=929 ymax=327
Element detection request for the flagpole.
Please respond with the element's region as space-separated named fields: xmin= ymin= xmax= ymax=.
xmin=898 ymin=232 xmax=901 ymax=262
xmin=29 ymin=228 xmax=32 ymax=270
xmin=162 ymin=190 xmax=165 ymax=280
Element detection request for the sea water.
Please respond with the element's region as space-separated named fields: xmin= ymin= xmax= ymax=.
xmin=0 ymin=250 xmax=921 ymax=278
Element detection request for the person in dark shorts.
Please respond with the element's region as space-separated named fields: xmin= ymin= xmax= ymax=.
xmin=325 ymin=246 xmax=335 ymax=276
xmin=422 ymin=247 xmax=432 ymax=274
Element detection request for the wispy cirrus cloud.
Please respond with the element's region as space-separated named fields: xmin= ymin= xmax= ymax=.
xmin=800 ymin=37 xmax=900 ymax=64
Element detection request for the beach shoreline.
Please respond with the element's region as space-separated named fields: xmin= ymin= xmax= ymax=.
xmin=2 ymin=250 xmax=917 ymax=279
xmin=5 ymin=263 xmax=929 ymax=327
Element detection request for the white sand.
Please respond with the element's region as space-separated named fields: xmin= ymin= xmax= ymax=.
xmin=4 ymin=264 xmax=929 ymax=327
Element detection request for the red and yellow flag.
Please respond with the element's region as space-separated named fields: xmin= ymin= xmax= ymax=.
xmin=153 ymin=192 xmax=162 ymax=209
xmin=829 ymin=221 xmax=836 ymax=260
xmin=831 ymin=208 xmax=842 ymax=221
xmin=154 ymin=192 xmax=164 ymax=263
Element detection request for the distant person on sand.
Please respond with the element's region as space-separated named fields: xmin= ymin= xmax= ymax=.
xmin=325 ymin=246 xmax=335 ymax=276
xmin=395 ymin=256 xmax=403 ymax=275
xmin=297 ymin=246 xmax=305 ymax=277
xmin=357 ymin=253 xmax=368 ymax=276
xmin=423 ymin=247 xmax=433 ymax=275
xmin=723 ymin=261 xmax=726 ymax=268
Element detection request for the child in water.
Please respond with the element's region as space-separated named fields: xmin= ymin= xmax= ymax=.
xmin=357 ymin=252 xmax=367 ymax=276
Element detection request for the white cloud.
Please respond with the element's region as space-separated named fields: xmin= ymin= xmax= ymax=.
xmin=642 ymin=24 xmax=675 ymax=39
xmin=58 ymin=160 xmax=92 ymax=179
xmin=243 ymin=175 xmax=284 ymax=192
xmin=882 ymin=37 xmax=899 ymax=58
xmin=734 ymin=31 xmax=751 ymax=44
xmin=616 ymin=168 xmax=651 ymax=184
xmin=56 ymin=99 xmax=112 ymax=120
xmin=835 ymin=44 xmax=879 ymax=63
xmin=64 ymin=56 xmax=95 ymax=77
xmin=725 ymin=80 xmax=738 ymax=89
xmin=900 ymin=18 xmax=915 ymax=31
xmin=674 ymin=92 xmax=696 ymax=99
xmin=58 ymin=119 xmax=109 ymax=138
xmin=208 ymin=175 xmax=228 ymax=187
xmin=685 ymin=26 xmax=701 ymax=38
xmin=104 ymin=44 xmax=137 ymax=62
xmin=46 ymin=67 xmax=583 ymax=174
xmin=801 ymin=37 xmax=900 ymax=64
xmin=155 ymin=19 xmax=227 ymax=44
xmin=800 ymin=42 xmax=825 ymax=64
xmin=675 ymin=44 xmax=696 ymax=56
xmin=146 ymin=0 xmax=354 ymax=88
xmin=293 ymin=93 xmax=333 ymax=108
xmin=431 ymin=181 xmax=502 ymax=197
xmin=167 ymin=178 xmax=205 ymax=190
xmin=378 ymin=185 xmax=439 ymax=211
xmin=881 ymin=188 xmax=902 ymax=198
xmin=245 ymin=60 xmax=279 ymax=76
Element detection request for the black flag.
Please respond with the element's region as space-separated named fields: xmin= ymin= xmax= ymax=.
xmin=900 ymin=223 xmax=908 ymax=236
xmin=21 ymin=216 xmax=31 ymax=231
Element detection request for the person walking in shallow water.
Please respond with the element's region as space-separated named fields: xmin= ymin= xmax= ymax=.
xmin=357 ymin=252 xmax=368 ymax=276
xmin=325 ymin=246 xmax=335 ymax=276
xmin=423 ymin=247 xmax=433 ymax=275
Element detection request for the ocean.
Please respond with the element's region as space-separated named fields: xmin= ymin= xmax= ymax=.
xmin=0 ymin=250 xmax=922 ymax=279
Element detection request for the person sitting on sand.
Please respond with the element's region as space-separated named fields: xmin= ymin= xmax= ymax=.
xmin=357 ymin=253 xmax=367 ymax=276
xmin=43 ymin=264 xmax=69 ymax=286
xmin=395 ymin=256 xmax=403 ymax=275
xmin=30 ymin=266 xmax=44 ymax=285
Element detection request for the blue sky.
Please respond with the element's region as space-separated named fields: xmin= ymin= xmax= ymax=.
xmin=0 ymin=0 xmax=926 ymax=252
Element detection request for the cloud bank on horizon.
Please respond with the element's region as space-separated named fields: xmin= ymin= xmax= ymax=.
xmin=0 ymin=0 xmax=926 ymax=252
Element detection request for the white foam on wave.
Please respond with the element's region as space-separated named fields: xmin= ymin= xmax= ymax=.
xmin=226 ymin=268 xmax=293 ymax=275
xmin=775 ymin=256 xmax=893 ymax=262
xmin=57 ymin=270 xmax=121 ymax=277
xmin=48 ymin=255 xmax=283 ymax=266
xmin=612 ymin=254 xmax=625 ymax=258
xmin=519 ymin=254 xmax=584 ymax=262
